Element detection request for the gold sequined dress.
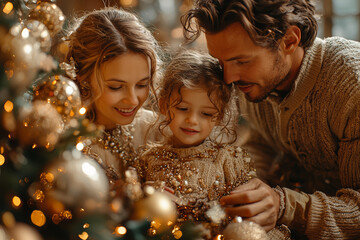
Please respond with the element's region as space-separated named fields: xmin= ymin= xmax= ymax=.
xmin=83 ymin=108 xmax=158 ymax=183
xmin=140 ymin=140 xmax=254 ymax=234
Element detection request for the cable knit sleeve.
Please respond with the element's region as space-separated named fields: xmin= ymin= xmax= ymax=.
xmin=279 ymin=90 xmax=360 ymax=239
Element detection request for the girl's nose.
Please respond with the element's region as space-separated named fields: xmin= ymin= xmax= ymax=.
xmin=185 ymin=112 xmax=198 ymax=125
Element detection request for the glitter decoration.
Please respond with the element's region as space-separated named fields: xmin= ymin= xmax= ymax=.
xmin=33 ymin=75 xmax=81 ymax=124
xmin=223 ymin=221 xmax=268 ymax=240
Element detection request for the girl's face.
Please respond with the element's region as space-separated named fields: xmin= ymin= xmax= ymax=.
xmin=91 ymin=51 xmax=150 ymax=129
xmin=168 ymin=87 xmax=218 ymax=148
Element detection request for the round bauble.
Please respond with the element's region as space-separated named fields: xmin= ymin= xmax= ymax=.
xmin=33 ymin=75 xmax=81 ymax=124
xmin=39 ymin=150 xmax=109 ymax=216
xmin=132 ymin=191 xmax=177 ymax=233
xmin=28 ymin=2 xmax=65 ymax=37
xmin=8 ymin=223 xmax=43 ymax=240
xmin=17 ymin=100 xmax=63 ymax=147
xmin=223 ymin=221 xmax=268 ymax=240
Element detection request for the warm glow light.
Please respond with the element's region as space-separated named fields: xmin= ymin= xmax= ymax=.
xmin=2 ymin=212 xmax=15 ymax=228
xmin=79 ymin=107 xmax=86 ymax=115
xmin=82 ymin=162 xmax=99 ymax=181
xmin=0 ymin=154 xmax=5 ymax=166
xmin=120 ymin=0 xmax=134 ymax=7
xmin=76 ymin=142 xmax=84 ymax=151
xmin=216 ymin=234 xmax=223 ymax=240
xmin=23 ymin=44 xmax=33 ymax=55
xmin=62 ymin=210 xmax=72 ymax=219
xmin=12 ymin=196 xmax=21 ymax=207
xmin=115 ymin=226 xmax=127 ymax=235
xmin=4 ymin=100 xmax=13 ymax=112
xmin=3 ymin=2 xmax=13 ymax=14
xmin=32 ymin=144 xmax=37 ymax=149
xmin=21 ymin=28 xmax=30 ymax=38
xmin=45 ymin=172 xmax=54 ymax=182
xmin=173 ymin=230 xmax=182 ymax=239
xmin=31 ymin=210 xmax=46 ymax=227
xmin=83 ymin=223 xmax=90 ymax=228
xmin=78 ymin=232 xmax=88 ymax=240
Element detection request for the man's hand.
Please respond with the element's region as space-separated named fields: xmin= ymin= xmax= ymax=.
xmin=220 ymin=178 xmax=280 ymax=231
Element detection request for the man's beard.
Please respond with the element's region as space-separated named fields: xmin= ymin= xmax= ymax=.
xmin=239 ymin=53 xmax=289 ymax=103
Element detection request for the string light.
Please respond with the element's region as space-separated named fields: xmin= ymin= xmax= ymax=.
xmin=115 ymin=226 xmax=127 ymax=236
xmin=31 ymin=210 xmax=46 ymax=227
xmin=2 ymin=2 xmax=13 ymax=14
xmin=78 ymin=232 xmax=88 ymax=240
xmin=12 ymin=196 xmax=21 ymax=208
xmin=0 ymin=154 xmax=5 ymax=166
xmin=4 ymin=100 xmax=13 ymax=112
xmin=76 ymin=142 xmax=84 ymax=151
xmin=79 ymin=107 xmax=86 ymax=115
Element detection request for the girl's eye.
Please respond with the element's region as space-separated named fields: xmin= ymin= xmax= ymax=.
xmin=202 ymin=112 xmax=214 ymax=117
xmin=137 ymin=83 xmax=149 ymax=88
xmin=176 ymin=107 xmax=188 ymax=111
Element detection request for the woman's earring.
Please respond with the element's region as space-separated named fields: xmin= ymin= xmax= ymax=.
xmin=80 ymin=80 xmax=91 ymax=99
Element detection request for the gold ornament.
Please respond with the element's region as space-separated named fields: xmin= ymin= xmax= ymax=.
xmin=28 ymin=2 xmax=65 ymax=37
xmin=0 ymin=226 xmax=10 ymax=240
xmin=24 ymin=0 xmax=57 ymax=9
xmin=33 ymin=75 xmax=82 ymax=124
xmin=8 ymin=223 xmax=43 ymax=240
xmin=24 ymin=20 xmax=51 ymax=52
xmin=223 ymin=220 xmax=268 ymax=240
xmin=17 ymin=100 xmax=63 ymax=148
xmin=38 ymin=150 xmax=109 ymax=217
xmin=1 ymin=25 xmax=41 ymax=92
xmin=132 ymin=189 xmax=177 ymax=233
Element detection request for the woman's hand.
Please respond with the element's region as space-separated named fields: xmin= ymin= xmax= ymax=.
xmin=220 ymin=178 xmax=280 ymax=231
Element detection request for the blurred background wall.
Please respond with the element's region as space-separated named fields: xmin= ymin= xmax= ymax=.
xmin=56 ymin=0 xmax=360 ymax=52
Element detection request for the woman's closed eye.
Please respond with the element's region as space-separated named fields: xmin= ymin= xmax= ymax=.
xmin=108 ymin=85 xmax=123 ymax=90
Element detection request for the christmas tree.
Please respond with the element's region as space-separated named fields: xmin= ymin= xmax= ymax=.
xmin=0 ymin=1 xmax=201 ymax=239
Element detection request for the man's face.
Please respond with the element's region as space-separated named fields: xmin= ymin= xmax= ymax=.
xmin=206 ymin=22 xmax=291 ymax=102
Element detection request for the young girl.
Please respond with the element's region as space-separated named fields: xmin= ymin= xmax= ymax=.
xmin=140 ymin=50 xmax=291 ymax=239
xmin=64 ymin=8 xmax=162 ymax=184
xmin=139 ymin=50 xmax=249 ymax=236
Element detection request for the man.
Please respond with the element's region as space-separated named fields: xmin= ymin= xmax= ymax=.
xmin=181 ymin=0 xmax=360 ymax=239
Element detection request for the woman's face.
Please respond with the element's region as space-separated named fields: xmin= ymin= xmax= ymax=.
xmin=91 ymin=51 xmax=150 ymax=129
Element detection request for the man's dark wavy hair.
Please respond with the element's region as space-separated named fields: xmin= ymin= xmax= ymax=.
xmin=181 ymin=0 xmax=318 ymax=50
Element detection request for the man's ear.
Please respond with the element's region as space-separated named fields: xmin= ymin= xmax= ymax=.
xmin=280 ymin=25 xmax=301 ymax=54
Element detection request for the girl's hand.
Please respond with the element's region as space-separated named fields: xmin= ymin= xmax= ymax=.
xmin=219 ymin=178 xmax=280 ymax=231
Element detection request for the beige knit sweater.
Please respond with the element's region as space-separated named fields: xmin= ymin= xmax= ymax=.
xmin=238 ymin=37 xmax=360 ymax=239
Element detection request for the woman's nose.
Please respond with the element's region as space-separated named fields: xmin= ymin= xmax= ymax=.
xmin=122 ymin=88 xmax=139 ymax=106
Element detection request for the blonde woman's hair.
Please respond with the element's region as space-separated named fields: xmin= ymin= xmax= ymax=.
xmin=66 ymin=7 xmax=162 ymax=121
xmin=157 ymin=49 xmax=237 ymax=144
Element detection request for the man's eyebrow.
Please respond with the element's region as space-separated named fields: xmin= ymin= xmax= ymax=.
xmin=224 ymin=54 xmax=250 ymax=62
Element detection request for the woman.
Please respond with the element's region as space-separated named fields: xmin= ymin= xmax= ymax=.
xmin=65 ymin=7 xmax=162 ymax=183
